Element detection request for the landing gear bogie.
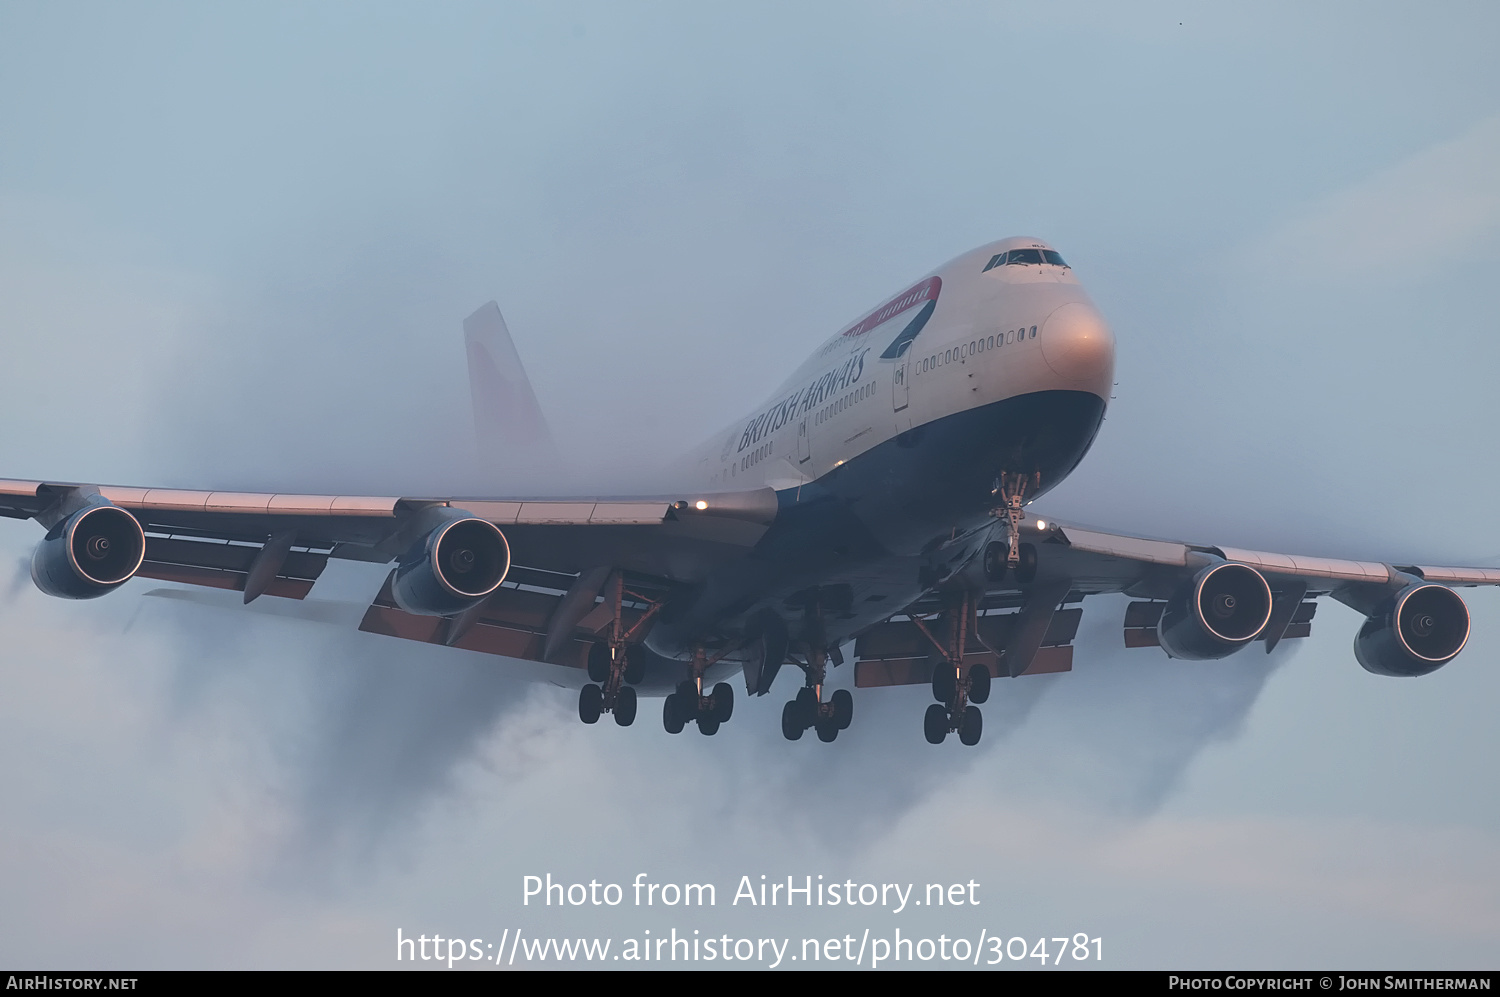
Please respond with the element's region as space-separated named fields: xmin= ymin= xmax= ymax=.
xmin=661 ymin=668 xmax=738 ymax=736
xmin=782 ymin=684 xmax=854 ymax=742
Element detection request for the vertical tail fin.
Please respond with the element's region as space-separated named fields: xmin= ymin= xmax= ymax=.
xmin=463 ymin=302 xmax=557 ymax=465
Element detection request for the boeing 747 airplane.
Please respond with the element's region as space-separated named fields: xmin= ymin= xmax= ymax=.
xmin=4 ymin=238 xmax=1493 ymax=746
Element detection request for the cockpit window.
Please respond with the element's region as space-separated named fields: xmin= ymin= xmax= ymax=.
xmin=983 ymin=247 xmax=1068 ymax=272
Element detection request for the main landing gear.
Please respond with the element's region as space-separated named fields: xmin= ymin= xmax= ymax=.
xmin=577 ymin=572 xmax=661 ymax=728
xmin=779 ymin=645 xmax=854 ymax=742
xmin=662 ymin=646 xmax=736 ymax=736
xmin=578 ymin=642 xmax=648 ymax=726
xmin=911 ymin=590 xmax=991 ymax=746
xmin=778 ymin=596 xmax=854 ymax=743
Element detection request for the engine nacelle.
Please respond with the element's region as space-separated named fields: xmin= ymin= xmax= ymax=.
xmin=391 ymin=516 xmax=510 ymax=617
xmin=31 ymin=501 xmax=147 ymax=599
xmin=1158 ymin=562 xmax=1273 ymax=660
xmin=1354 ymin=583 xmax=1469 ymax=677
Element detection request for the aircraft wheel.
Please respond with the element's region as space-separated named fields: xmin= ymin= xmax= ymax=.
xmin=830 ymin=689 xmax=853 ymax=730
xmin=983 ymin=540 xmax=1009 ymax=583
xmin=698 ymin=716 xmax=721 ymax=736
xmin=579 ymin=684 xmax=604 ymax=724
xmin=623 ymin=644 xmax=648 ymax=685
xmin=711 ymin=682 xmax=734 ymax=723
xmin=663 ymin=694 xmax=686 ymax=735
xmin=586 ymin=643 xmax=611 ymax=684
xmin=816 ymin=720 xmax=838 ymax=743
xmin=932 ymin=666 xmax=956 ymax=705
xmin=968 ymin=664 xmax=992 ymax=705
xmin=958 ymin=705 xmax=983 ymax=746
xmin=923 ymin=704 xmax=948 ymax=744
xmin=781 ymin=701 xmax=805 ymax=741
xmin=794 ymin=687 xmax=818 ymax=728
xmin=1015 ymin=543 xmax=1038 ymax=585
xmin=613 ymin=686 xmax=637 ymax=727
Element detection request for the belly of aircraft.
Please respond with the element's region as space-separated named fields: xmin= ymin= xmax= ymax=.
xmin=650 ymin=388 xmax=1106 ymax=657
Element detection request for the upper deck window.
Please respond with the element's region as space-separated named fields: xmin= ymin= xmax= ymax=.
xmin=983 ymin=248 xmax=1068 ymax=272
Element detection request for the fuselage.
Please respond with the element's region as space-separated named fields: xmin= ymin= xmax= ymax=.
xmin=650 ymin=238 xmax=1116 ymax=662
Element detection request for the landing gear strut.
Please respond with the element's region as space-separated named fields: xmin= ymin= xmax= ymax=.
xmin=910 ymin=590 xmax=989 ymax=746
xmin=578 ymin=572 xmax=660 ymax=727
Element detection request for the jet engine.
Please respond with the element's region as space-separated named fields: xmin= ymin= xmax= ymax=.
xmin=391 ymin=516 xmax=511 ymax=617
xmin=1158 ymin=562 xmax=1273 ymax=660
xmin=31 ymin=501 xmax=147 ymax=599
xmin=1354 ymin=583 xmax=1469 ymax=677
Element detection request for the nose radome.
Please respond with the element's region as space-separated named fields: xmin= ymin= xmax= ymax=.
xmin=1040 ymin=302 xmax=1114 ymax=382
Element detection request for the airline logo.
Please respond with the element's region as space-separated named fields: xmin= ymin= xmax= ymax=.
xmin=841 ymin=277 xmax=941 ymax=340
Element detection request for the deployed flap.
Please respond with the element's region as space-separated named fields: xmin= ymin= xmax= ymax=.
xmin=463 ymin=302 xmax=557 ymax=464
xmin=1002 ymin=580 xmax=1072 ymax=677
xmin=543 ymin=566 xmax=612 ymax=663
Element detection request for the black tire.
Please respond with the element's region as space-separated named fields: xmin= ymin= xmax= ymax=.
xmin=663 ymin=694 xmax=685 ymax=734
xmin=1015 ymin=543 xmax=1038 ymax=585
xmin=794 ymin=686 xmax=818 ymax=729
xmin=968 ymin=664 xmax=992 ymax=705
xmin=613 ymin=685 xmax=637 ymax=727
xmin=676 ymin=680 xmax=699 ymax=717
xmin=711 ymin=682 xmax=734 ymax=723
xmin=816 ymin=720 xmax=838 ymax=743
xmin=698 ymin=716 xmax=720 ymax=736
xmin=587 ymin=643 xmax=611 ymax=684
xmin=830 ymin=689 xmax=853 ymax=730
xmin=578 ymin=684 xmax=603 ymax=724
xmin=959 ymin=705 xmax=983 ymax=746
xmin=983 ymin=540 xmax=1009 ymax=583
xmin=924 ymin=703 xmax=948 ymax=744
xmin=623 ymin=644 xmax=648 ymax=685
xmin=932 ymin=666 xmax=956 ymax=705
xmin=781 ymin=701 xmax=805 ymax=741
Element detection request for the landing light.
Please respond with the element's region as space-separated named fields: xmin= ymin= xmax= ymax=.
xmin=694 ymin=500 xmax=709 ymax=511
xmin=1035 ymin=520 xmax=1047 ymax=531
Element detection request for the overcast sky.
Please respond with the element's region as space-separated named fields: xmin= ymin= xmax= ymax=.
xmin=2 ymin=1 xmax=1499 ymax=970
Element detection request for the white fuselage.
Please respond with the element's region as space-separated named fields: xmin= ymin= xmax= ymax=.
xmin=683 ymin=238 xmax=1115 ymax=495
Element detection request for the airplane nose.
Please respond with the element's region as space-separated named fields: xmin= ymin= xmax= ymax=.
xmin=1040 ymin=302 xmax=1114 ymax=382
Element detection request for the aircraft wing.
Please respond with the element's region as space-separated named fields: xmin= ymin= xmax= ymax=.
xmin=853 ymin=513 xmax=1500 ymax=691
xmin=0 ymin=476 xmax=777 ymax=670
